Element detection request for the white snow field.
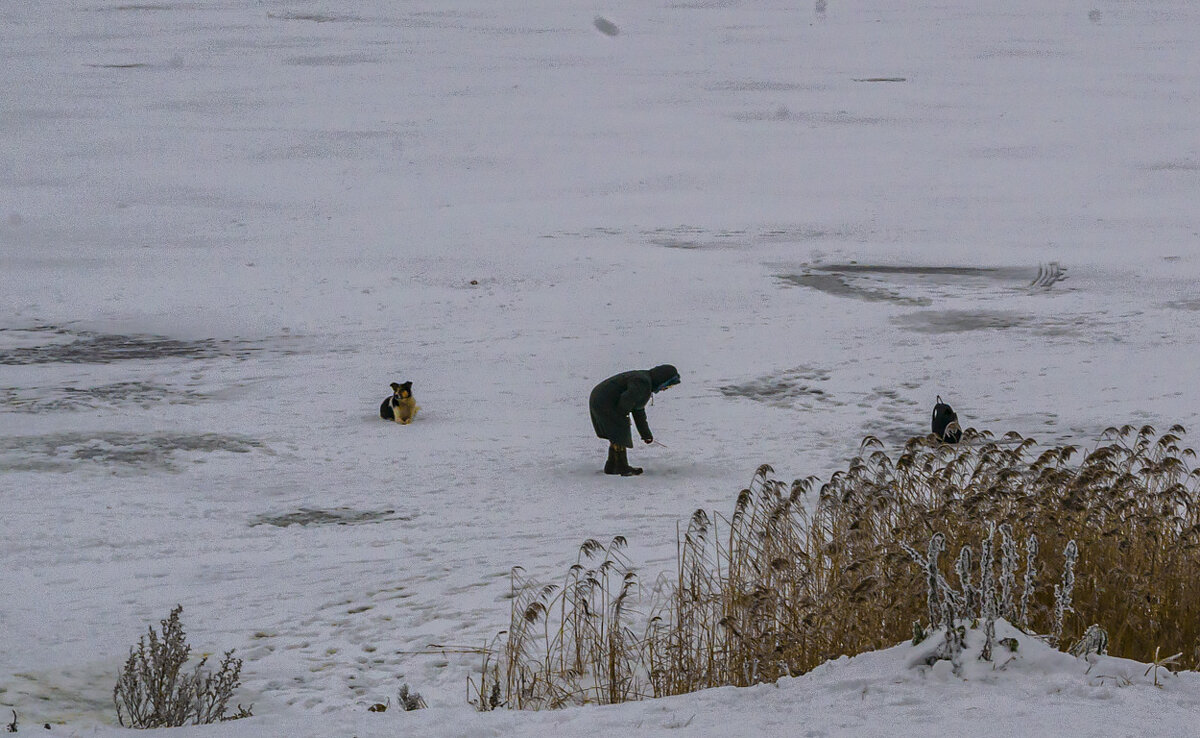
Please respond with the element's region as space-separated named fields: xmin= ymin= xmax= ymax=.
xmin=3 ymin=0 xmax=1200 ymax=735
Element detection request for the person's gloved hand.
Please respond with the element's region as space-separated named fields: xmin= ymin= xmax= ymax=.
xmin=643 ymin=435 xmax=653 ymax=444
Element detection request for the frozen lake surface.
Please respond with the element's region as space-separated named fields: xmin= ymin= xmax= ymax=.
xmin=3 ymin=1 xmax=1200 ymax=734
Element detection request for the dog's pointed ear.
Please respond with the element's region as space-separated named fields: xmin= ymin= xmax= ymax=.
xmin=390 ymin=382 xmax=402 ymax=391
xmin=401 ymin=381 xmax=413 ymax=392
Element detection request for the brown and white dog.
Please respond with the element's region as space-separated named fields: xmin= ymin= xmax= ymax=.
xmin=380 ymin=381 xmax=420 ymax=424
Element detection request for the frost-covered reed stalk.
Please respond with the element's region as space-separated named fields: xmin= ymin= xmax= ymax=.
xmin=1052 ymin=540 xmax=1079 ymax=645
xmin=908 ymin=525 xmax=1044 ymax=664
xmin=978 ymin=526 xmax=998 ymax=661
xmin=998 ymin=524 xmax=1019 ymax=622
xmin=925 ymin=533 xmax=946 ymax=628
xmin=1019 ymin=534 xmax=1038 ymax=631
xmin=956 ymin=546 xmax=975 ymax=617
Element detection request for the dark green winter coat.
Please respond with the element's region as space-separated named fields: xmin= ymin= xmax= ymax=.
xmin=589 ymin=365 xmax=680 ymax=448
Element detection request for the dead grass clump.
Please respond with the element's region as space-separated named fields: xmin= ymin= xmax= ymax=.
xmin=492 ymin=424 xmax=1200 ymax=707
xmin=648 ymin=425 xmax=1200 ymax=695
xmin=470 ymin=537 xmax=652 ymax=709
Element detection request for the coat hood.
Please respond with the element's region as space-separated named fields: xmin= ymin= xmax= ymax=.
xmin=648 ymin=364 xmax=681 ymax=392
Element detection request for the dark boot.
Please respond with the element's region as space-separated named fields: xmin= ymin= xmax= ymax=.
xmin=604 ymin=444 xmax=618 ymax=474
xmin=615 ymin=446 xmax=643 ymax=476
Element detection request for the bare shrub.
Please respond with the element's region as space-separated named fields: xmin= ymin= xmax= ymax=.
xmin=113 ymin=605 xmax=251 ymax=728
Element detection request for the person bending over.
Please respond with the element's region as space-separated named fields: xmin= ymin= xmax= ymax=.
xmin=589 ymin=364 xmax=680 ymax=476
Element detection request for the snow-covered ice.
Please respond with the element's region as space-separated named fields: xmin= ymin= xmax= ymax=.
xmin=3 ymin=0 xmax=1200 ymax=735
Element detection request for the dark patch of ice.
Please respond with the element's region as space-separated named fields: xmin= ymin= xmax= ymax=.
xmin=0 ymin=326 xmax=302 ymax=365
xmin=719 ymin=366 xmax=833 ymax=409
xmin=893 ymin=310 xmax=1029 ymax=333
xmin=781 ymin=263 xmax=1069 ymax=305
xmin=814 ymin=265 xmax=1007 ymax=278
xmin=0 ymin=432 xmax=266 ymax=473
xmin=778 ymin=273 xmax=933 ymax=307
xmin=543 ymin=224 xmax=841 ymax=248
xmin=0 ymin=382 xmax=205 ymax=413
xmin=267 ymin=11 xmax=363 ymax=23
xmin=0 ymin=327 xmax=219 ymax=364
xmin=96 ymin=4 xmax=184 ymax=10
xmin=593 ymin=16 xmax=619 ymax=36
xmin=1165 ymin=299 xmax=1200 ymax=312
xmin=250 ymin=508 xmax=410 ymax=528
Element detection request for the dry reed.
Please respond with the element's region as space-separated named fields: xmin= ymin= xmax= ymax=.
xmin=493 ymin=425 xmax=1200 ymax=707
xmin=477 ymin=537 xmax=652 ymax=709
